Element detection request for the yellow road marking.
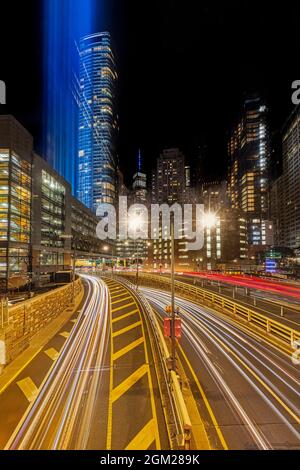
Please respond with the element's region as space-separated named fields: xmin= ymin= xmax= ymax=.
xmin=59 ymin=331 xmax=70 ymax=339
xmin=112 ymin=321 xmax=142 ymax=338
xmin=139 ymin=310 xmax=161 ymax=450
xmin=112 ymin=301 xmax=136 ymax=313
xmin=111 ymin=291 xmax=128 ymax=299
xmin=70 ymin=319 xmax=77 ymax=323
xmin=109 ymin=287 xmax=123 ymax=293
xmin=111 ymin=364 xmax=148 ymax=403
xmin=106 ymin=280 xmax=161 ymax=450
xmin=112 ymin=295 xmax=132 ymax=304
xmin=0 ymin=347 xmax=43 ymax=396
xmin=44 ymin=348 xmax=59 ymax=361
xmin=106 ymin=286 xmax=114 ymax=450
xmin=16 ymin=377 xmax=38 ymax=402
xmin=125 ymin=418 xmax=156 ymax=450
xmin=178 ymin=343 xmax=228 ymax=450
xmin=113 ymin=337 xmax=144 ymax=361
xmin=112 ymin=309 xmax=139 ymax=324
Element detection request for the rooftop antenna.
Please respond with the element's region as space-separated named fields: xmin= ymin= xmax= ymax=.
xmin=137 ymin=148 xmax=142 ymax=172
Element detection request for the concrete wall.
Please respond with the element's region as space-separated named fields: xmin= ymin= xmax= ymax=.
xmin=1 ymin=279 xmax=83 ymax=364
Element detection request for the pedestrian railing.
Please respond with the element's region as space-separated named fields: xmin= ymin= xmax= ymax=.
xmin=101 ymin=273 xmax=192 ymax=450
xmin=115 ymin=272 xmax=300 ymax=348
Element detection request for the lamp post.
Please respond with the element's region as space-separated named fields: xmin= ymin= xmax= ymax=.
xmin=129 ymin=214 xmax=143 ymax=290
xmin=170 ymin=212 xmax=176 ymax=371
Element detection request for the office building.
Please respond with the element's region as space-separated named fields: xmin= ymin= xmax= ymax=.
xmin=151 ymin=148 xmax=197 ymax=269
xmin=77 ymin=32 xmax=118 ymax=212
xmin=228 ymin=96 xmax=273 ymax=248
xmin=152 ymin=148 xmax=186 ymax=204
xmin=116 ymin=155 xmax=149 ymax=266
xmin=271 ymin=105 xmax=300 ymax=249
xmin=195 ymin=181 xmax=247 ymax=270
xmin=0 ymin=115 xmax=110 ymax=293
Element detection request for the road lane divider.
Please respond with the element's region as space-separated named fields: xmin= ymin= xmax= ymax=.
xmin=16 ymin=377 xmax=38 ymax=403
xmin=103 ymin=275 xmax=194 ymax=450
xmin=44 ymin=348 xmax=59 ymax=361
xmin=104 ymin=278 xmax=161 ymax=451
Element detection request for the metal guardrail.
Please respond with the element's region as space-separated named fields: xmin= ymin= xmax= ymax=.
xmin=101 ymin=273 xmax=192 ymax=450
xmin=116 ymin=272 xmax=300 ymax=348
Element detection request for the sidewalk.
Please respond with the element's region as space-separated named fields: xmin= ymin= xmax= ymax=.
xmin=0 ymin=287 xmax=84 ymax=395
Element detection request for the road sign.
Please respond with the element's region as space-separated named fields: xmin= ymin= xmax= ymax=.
xmin=164 ymin=316 xmax=182 ymax=339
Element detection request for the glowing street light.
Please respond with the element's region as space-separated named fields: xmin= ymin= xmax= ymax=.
xmin=128 ymin=214 xmax=143 ymax=233
xmin=203 ymin=211 xmax=217 ymax=229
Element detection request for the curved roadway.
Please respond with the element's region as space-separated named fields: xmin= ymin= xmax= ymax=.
xmin=142 ymin=287 xmax=300 ymax=450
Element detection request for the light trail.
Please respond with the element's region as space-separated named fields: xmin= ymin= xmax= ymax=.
xmin=183 ymin=272 xmax=300 ymax=301
xmin=6 ymin=275 xmax=110 ymax=450
xmin=142 ymin=287 xmax=300 ymax=450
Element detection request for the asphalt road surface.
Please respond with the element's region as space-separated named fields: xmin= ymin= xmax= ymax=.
xmin=142 ymin=287 xmax=300 ymax=450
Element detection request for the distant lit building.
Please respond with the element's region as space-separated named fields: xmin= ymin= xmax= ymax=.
xmin=151 ymin=148 xmax=197 ymax=269
xmin=196 ymin=181 xmax=247 ymax=269
xmin=201 ymin=180 xmax=229 ymax=211
xmin=77 ymin=32 xmax=118 ymax=212
xmin=116 ymin=153 xmax=149 ymax=266
xmin=228 ymin=96 xmax=272 ymax=248
xmin=199 ymin=209 xmax=247 ymax=270
xmin=271 ymin=105 xmax=300 ymax=249
xmin=152 ymin=148 xmax=186 ymax=204
xmin=132 ymin=171 xmax=147 ymax=203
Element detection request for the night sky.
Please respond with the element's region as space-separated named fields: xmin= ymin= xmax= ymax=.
xmin=0 ymin=0 xmax=299 ymax=185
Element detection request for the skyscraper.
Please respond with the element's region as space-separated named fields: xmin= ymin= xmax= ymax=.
xmin=152 ymin=148 xmax=186 ymax=204
xmin=228 ymin=96 xmax=272 ymax=248
xmin=77 ymin=32 xmax=118 ymax=212
xmin=151 ymin=148 xmax=196 ymax=269
xmin=271 ymin=105 xmax=300 ymax=249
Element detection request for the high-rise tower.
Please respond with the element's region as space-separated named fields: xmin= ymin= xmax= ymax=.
xmin=228 ymin=96 xmax=272 ymax=247
xmin=77 ymin=32 xmax=118 ymax=212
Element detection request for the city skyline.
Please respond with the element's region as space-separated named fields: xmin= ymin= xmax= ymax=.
xmin=0 ymin=1 xmax=299 ymax=185
xmin=0 ymin=1 xmax=300 ymax=458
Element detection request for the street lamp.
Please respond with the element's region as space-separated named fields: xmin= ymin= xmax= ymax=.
xmin=103 ymin=244 xmax=115 ymax=275
xmin=203 ymin=211 xmax=217 ymax=228
xmin=129 ymin=214 xmax=143 ymax=289
xmin=170 ymin=212 xmax=176 ymax=371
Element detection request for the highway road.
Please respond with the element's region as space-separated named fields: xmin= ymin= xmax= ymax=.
xmin=183 ymin=272 xmax=300 ymax=301
xmin=142 ymin=287 xmax=300 ymax=450
xmin=172 ymin=274 xmax=300 ymax=330
xmin=2 ymin=275 xmax=168 ymax=450
xmin=6 ymin=275 xmax=111 ymax=450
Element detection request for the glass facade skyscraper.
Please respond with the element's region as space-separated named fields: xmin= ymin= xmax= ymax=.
xmin=77 ymin=32 xmax=118 ymax=212
xmin=228 ymin=96 xmax=273 ymax=247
